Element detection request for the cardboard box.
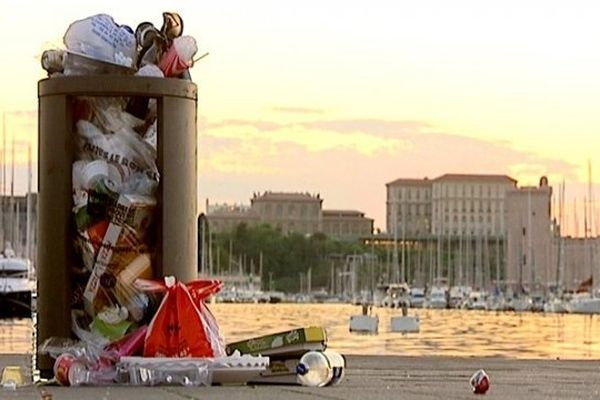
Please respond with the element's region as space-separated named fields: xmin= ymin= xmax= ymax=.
xmin=248 ymin=357 xmax=300 ymax=385
xmin=226 ymin=326 xmax=327 ymax=357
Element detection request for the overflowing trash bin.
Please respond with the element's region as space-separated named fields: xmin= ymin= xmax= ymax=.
xmin=32 ymin=11 xmax=347 ymax=389
xmin=36 ymin=12 xmax=208 ymax=381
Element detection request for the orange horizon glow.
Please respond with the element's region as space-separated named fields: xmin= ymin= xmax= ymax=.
xmin=1 ymin=1 xmax=600 ymax=235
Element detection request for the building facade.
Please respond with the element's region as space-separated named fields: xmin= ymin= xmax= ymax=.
xmin=322 ymin=210 xmax=373 ymax=240
xmin=559 ymin=237 xmax=600 ymax=292
xmin=386 ymin=178 xmax=432 ymax=239
xmin=386 ymin=174 xmax=517 ymax=239
xmin=250 ymin=192 xmax=323 ymax=235
xmin=206 ymin=191 xmax=374 ymax=240
xmin=431 ymin=174 xmax=516 ymax=238
xmin=385 ymin=174 xmax=561 ymax=288
xmin=505 ymin=179 xmax=553 ymax=289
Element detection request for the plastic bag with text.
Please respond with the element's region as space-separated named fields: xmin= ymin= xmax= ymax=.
xmin=138 ymin=277 xmax=224 ymax=358
xmin=63 ymin=14 xmax=136 ymax=67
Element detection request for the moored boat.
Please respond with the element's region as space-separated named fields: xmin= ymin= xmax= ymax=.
xmin=0 ymin=257 xmax=35 ymax=317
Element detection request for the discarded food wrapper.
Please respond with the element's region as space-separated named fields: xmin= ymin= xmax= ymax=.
xmin=158 ymin=36 xmax=197 ymax=77
xmin=1 ymin=366 xmax=25 ymax=389
xmin=470 ymin=369 xmax=490 ymax=394
xmin=41 ymin=49 xmax=65 ymax=76
xmin=83 ymin=193 xmax=156 ymax=317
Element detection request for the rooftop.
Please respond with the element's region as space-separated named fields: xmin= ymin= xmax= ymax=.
xmin=434 ymin=173 xmax=517 ymax=184
xmin=251 ymin=191 xmax=322 ymax=202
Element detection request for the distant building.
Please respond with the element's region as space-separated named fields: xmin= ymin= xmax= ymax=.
xmin=386 ymin=178 xmax=432 ymax=239
xmin=250 ymin=192 xmax=322 ymax=235
xmin=386 ymin=174 xmax=517 ymax=239
xmin=384 ymin=174 xmax=561 ymax=289
xmin=205 ymin=191 xmax=374 ymax=240
xmin=322 ymin=210 xmax=373 ymax=240
xmin=203 ymin=203 xmax=259 ymax=234
xmin=432 ymin=174 xmax=517 ymax=238
xmin=560 ymin=237 xmax=600 ymax=292
xmin=505 ymin=178 xmax=553 ymax=289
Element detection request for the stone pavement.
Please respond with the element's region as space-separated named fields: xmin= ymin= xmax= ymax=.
xmin=2 ymin=353 xmax=600 ymax=399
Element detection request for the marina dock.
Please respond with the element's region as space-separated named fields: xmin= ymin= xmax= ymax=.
xmin=2 ymin=353 xmax=600 ymax=399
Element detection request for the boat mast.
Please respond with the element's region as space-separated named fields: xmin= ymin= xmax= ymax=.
xmin=9 ymin=135 xmax=14 ymax=251
xmin=392 ymin=196 xmax=399 ymax=283
xmin=0 ymin=112 xmax=4 ymax=250
xmin=527 ymin=188 xmax=533 ymax=291
xmin=26 ymin=144 xmax=32 ymax=261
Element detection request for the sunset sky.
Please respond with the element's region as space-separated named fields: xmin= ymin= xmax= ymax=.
xmin=1 ymin=0 xmax=600 ymax=234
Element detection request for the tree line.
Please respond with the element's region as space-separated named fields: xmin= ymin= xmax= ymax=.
xmin=198 ymin=220 xmax=375 ymax=293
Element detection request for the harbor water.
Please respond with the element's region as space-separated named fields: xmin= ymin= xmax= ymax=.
xmin=2 ymin=304 xmax=600 ymax=359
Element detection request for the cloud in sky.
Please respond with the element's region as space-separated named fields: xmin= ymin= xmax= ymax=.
xmin=199 ymin=116 xmax=578 ymax=230
xmin=271 ymin=106 xmax=325 ymax=115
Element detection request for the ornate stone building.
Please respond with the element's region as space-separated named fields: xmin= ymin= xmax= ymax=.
xmin=206 ymin=191 xmax=373 ymax=241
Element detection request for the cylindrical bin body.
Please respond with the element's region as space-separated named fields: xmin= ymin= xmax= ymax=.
xmin=37 ymin=76 xmax=198 ymax=376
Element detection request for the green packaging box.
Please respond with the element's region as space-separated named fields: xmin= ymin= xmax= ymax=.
xmin=226 ymin=326 xmax=327 ymax=357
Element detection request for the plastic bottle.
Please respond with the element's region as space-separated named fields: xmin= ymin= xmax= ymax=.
xmin=296 ymin=350 xmax=345 ymax=387
xmin=326 ymin=350 xmax=346 ymax=386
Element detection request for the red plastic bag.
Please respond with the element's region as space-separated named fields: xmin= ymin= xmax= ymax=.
xmin=138 ymin=276 xmax=223 ymax=357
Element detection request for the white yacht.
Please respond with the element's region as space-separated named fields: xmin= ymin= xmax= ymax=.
xmin=380 ymin=283 xmax=411 ymax=308
xmin=543 ymin=296 xmax=568 ymax=313
xmin=512 ymin=296 xmax=534 ymax=312
xmin=566 ymin=292 xmax=600 ymax=314
xmin=0 ymin=257 xmax=35 ymax=316
xmin=463 ymin=291 xmax=488 ymax=310
xmin=409 ymin=287 xmax=426 ymax=308
xmin=448 ymin=286 xmax=471 ymax=309
xmin=426 ymin=286 xmax=448 ymax=309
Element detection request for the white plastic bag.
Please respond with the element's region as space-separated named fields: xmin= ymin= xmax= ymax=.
xmin=64 ymin=14 xmax=136 ymax=67
xmin=158 ymin=36 xmax=198 ymax=77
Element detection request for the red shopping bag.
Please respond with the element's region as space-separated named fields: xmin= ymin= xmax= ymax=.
xmin=137 ymin=276 xmax=223 ymax=357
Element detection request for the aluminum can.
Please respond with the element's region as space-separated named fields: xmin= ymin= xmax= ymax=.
xmin=54 ymin=353 xmax=88 ymax=386
xmin=469 ymin=369 xmax=490 ymax=394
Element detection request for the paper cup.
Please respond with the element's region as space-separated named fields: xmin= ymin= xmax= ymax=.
xmin=81 ymin=160 xmax=109 ymax=189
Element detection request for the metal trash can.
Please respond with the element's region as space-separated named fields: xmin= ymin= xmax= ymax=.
xmin=36 ymin=76 xmax=198 ymax=376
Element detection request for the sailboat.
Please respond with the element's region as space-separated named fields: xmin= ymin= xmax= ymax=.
xmin=566 ymin=162 xmax=600 ymax=314
xmin=0 ymin=117 xmax=35 ymax=317
xmin=544 ymin=181 xmax=568 ymax=313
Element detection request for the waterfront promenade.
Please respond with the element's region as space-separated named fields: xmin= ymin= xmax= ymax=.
xmin=2 ymin=353 xmax=600 ymax=399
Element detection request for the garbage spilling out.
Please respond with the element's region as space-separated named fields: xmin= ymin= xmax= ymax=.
xmin=225 ymin=326 xmax=345 ymax=386
xmin=35 ymin=11 xmax=348 ymax=389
